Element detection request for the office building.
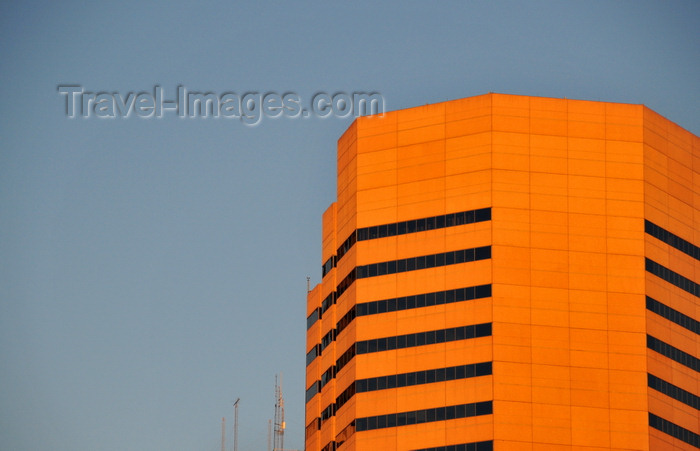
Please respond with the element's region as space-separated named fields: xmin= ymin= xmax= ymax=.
xmin=305 ymin=93 xmax=699 ymax=450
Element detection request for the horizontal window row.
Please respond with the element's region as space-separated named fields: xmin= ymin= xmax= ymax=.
xmin=334 ymin=323 xmax=491 ymax=375
xmin=335 ymin=421 xmax=354 ymax=448
xmin=335 ymin=232 xmax=356 ymax=264
xmin=334 ymin=207 xmax=491 ymax=264
xmin=321 ymin=401 xmax=335 ymax=425
xmin=321 ymin=403 xmax=334 ymax=423
xmin=321 ymin=441 xmax=336 ymax=451
xmin=356 ymin=323 xmax=492 ymax=354
xmin=322 ymin=292 xmax=336 ymax=314
xmin=303 ymin=366 xmax=336 ymax=402
xmin=356 ymin=401 xmax=493 ymax=432
xmin=305 ymin=381 xmax=319 ymax=403
xmin=357 ymin=362 xmax=492 ymax=393
xmin=321 ymin=329 xmax=334 ymax=353
xmin=335 ymin=382 xmax=355 ymax=412
xmin=336 ymin=246 xmax=491 ymax=299
xmin=359 ymin=284 xmax=491 ymax=317
xmin=646 ymin=296 xmax=699 ymax=335
xmin=647 ymin=335 xmax=700 ymax=372
xmin=414 ymin=441 xmax=494 ymax=451
xmin=306 ymin=308 xmax=320 ymax=330
xmin=648 ymin=373 xmax=699 ymax=410
xmin=335 ymin=344 xmax=356 ymax=374
xmin=322 ymin=256 xmax=336 ymax=278
xmin=335 ymin=306 xmax=356 ymax=337
xmin=307 ymin=292 xmax=337 ymax=331
xmin=309 ymin=291 xmax=492 ymax=367
xmin=336 ymin=268 xmax=356 ymax=299
xmin=649 ymin=413 xmax=700 ymax=448
xmin=357 ymin=208 xmax=492 ymax=242
xmin=321 ymin=366 xmax=334 ymax=389
xmin=306 ymin=344 xmax=320 ymax=366
xmin=305 ymin=417 xmax=320 ymax=440
xmin=336 ymin=284 xmax=492 ymax=339
xmin=331 ymin=362 xmax=493 ymax=412
xmin=646 ymin=258 xmax=700 ymax=298
xmin=645 ymin=220 xmax=700 ymax=261
xmin=356 ymin=246 xmax=491 ymax=279
xmin=310 ymin=285 xmax=493 ymax=366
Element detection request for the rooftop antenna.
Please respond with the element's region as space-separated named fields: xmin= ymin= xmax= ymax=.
xmin=306 ymin=276 xmax=310 ymax=293
xmin=232 ymin=398 xmax=240 ymax=451
xmin=273 ymin=374 xmax=285 ymax=451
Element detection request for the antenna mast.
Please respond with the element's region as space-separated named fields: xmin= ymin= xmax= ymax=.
xmin=232 ymin=398 xmax=240 ymax=451
xmin=273 ymin=374 xmax=285 ymax=451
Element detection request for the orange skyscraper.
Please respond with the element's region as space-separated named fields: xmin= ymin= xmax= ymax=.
xmin=305 ymin=93 xmax=699 ymax=451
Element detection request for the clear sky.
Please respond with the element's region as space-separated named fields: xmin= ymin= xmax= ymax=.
xmin=1 ymin=1 xmax=698 ymax=450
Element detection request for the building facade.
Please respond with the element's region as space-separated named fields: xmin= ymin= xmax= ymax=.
xmin=305 ymin=94 xmax=699 ymax=450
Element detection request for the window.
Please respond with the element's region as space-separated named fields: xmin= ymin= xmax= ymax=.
xmin=646 ymin=296 xmax=699 ymax=334
xmin=355 ymin=401 xmax=493 ymax=432
xmin=649 ymin=413 xmax=700 ymax=448
xmin=334 ymin=207 xmax=492 ymax=264
xmin=647 ymin=335 xmax=700 ymax=371
xmin=645 ymin=220 xmax=700 ymax=261
xmin=646 ymin=259 xmax=700 ymax=297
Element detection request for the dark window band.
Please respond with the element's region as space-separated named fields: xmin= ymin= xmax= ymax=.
xmin=646 ymin=258 xmax=700 ymax=298
xmin=647 ymin=335 xmax=700 ymax=372
xmin=357 ymin=362 xmax=492 ymax=393
xmin=336 ymin=323 xmax=492 ymax=375
xmin=322 ymin=292 xmax=336 ymax=314
xmin=307 ymin=308 xmax=320 ymax=330
xmin=322 ymin=255 xmax=336 ymax=277
xmin=357 ymin=246 xmax=491 ymax=279
xmin=413 ymin=441 xmax=494 ymax=451
xmin=321 ymin=442 xmax=336 ymax=451
xmin=335 ymin=345 xmax=356 ymax=374
xmin=335 ymin=382 xmax=355 ymax=412
xmin=649 ymin=413 xmax=700 ymax=448
xmin=337 ymin=246 xmax=491 ymax=299
xmin=321 ymin=329 xmax=335 ymax=352
xmin=333 ymin=362 xmax=492 ymax=411
xmin=335 ymin=207 xmax=491 ymax=264
xmin=305 ymin=418 xmax=320 ymax=440
xmin=356 ymin=401 xmax=492 ymax=432
xmin=645 ymin=220 xmax=700 ymax=261
xmin=646 ymin=296 xmax=700 ymax=335
xmin=357 ymin=323 xmax=492 ymax=354
xmin=311 ymin=286 xmax=493 ymax=390
xmin=321 ymin=366 xmax=334 ymax=389
xmin=307 ymin=292 xmax=337 ymax=331
xmin=306 ymin=344 xmax=321 ymax=366
xmin=359 ymin=284 xmax=492 ymax=317
xmin=335 ymin=421 xmax=355 ymax=448
xmin=336 ymin=284 xmax=492 ymax=337
xmin=312 ymin=251 xmax=491 ymax=332
xmin=321 ymin=403 xmax=334 ymax=423
xmin=306 ymin=381 xmax=320 ymax=403
xmin=648 ymin=374 xmax=699 ymax=410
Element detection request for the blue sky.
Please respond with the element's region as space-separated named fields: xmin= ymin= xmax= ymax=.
xmin=1 ymin=1 xmax=698 ymax=450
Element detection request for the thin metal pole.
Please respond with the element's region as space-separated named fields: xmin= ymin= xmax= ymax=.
xmin=233 ymin=398 xmax=240 ymax=451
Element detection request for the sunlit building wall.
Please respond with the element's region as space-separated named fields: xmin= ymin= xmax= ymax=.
xmin=305 ymin=93 xmax=699 ymax=451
